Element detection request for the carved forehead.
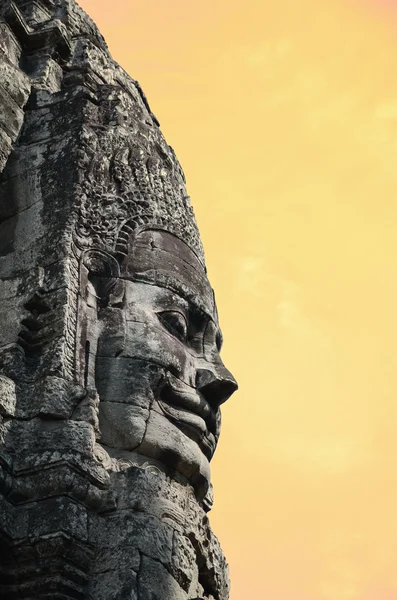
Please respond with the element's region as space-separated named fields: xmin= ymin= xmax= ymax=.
xmin=119 ymin=229 xmax=216 ymax=318
xmin=123 ymin=280 xmax=219 ymax=330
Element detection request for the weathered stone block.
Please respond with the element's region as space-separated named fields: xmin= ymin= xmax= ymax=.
xmin=99 ymin=403 xmax=148 ymax=449
xmin=4 ymin=419 xmax=96 ymax=454
xmin=171 ymin=531 xmax=199 ymax=593
xmin=91 ymin=512 xmax=174 ymax=567
xmin=27 ymin=496 xmax=88 ymax=540
xmin=88 ymin=569 xmax=138 ymax=600
xmin=0 ymin=376 xmax=16 ymax=416
xmin=137 ymin=555 xmax=187 ymax=600
xmin=92 ymin=546 xmax=140 ymax=575
xmin=36 ymin=376 xmax=85 ymax=419
xmin=0 ymin=127 xmax=12 ymax=174
xmin=0 ymin=23 xmax=22 ymax=66
xmin=0 ymin=494 xmax=29 ymax=539
xmin=0 ymin=86 xmax=26 ymax=140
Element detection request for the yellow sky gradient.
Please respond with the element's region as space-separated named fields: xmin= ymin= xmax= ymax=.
xmin=79 ymin=1 xmax=397 ymax=598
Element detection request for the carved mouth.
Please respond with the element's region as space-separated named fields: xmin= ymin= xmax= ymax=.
xmin=157 ymin=376 xmax=218 ymax=459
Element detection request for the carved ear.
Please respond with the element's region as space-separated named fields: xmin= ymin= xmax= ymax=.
xmin=77 ymin=250 xmax=124 ymax=387
xmin=81 ymin=249 xmax=123 ymax=307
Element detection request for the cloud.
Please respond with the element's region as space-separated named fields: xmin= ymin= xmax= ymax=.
xmin=318 ymin=530 xmax=369 ymax=600
xmin=375 ymin=101 xmax=397 ymax=119
xmin=245 ymin=38 xmax=293 ymax=67
xmin=237 ymin=255 xmax=327 ymax=343
xmin=277 ymin=285 xmax=308 ymax=333
xmin=237 ymin=255 xmax=270 ymax=296
xmin=277 ymin=280 xmax=326 ymax=343
xmin=270 ymin=435 xmax=368 ymax=474
xmin=320 ymin=580 xmax=361 ymax=600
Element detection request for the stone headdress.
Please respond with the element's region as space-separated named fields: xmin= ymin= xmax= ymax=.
xmin=73 ymin=102 xmax=206 ymax=269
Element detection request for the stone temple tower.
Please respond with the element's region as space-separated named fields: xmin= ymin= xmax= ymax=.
xmin=0 ymin=1 xmax=238 ymax=598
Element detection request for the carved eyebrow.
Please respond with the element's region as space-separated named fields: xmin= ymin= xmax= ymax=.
xmin=154 ymin=292 xmax=214 ymax=326
xmin=157 ymin=302 xmax=189 ymax=316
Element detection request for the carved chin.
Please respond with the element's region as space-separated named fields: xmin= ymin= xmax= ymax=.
xmin=136 ymin=409 xmax=212 ymax=498
xmin=156 ymin=399 xmax=216 ymax=460
xmin=98 ymin=400 xmax=213 ymax=496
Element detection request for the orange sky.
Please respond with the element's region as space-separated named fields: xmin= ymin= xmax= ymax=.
xmin=79 ymin=1 xmax=397 ymax=598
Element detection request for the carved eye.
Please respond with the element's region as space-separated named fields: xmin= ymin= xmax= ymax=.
xmin=158 ymin=310 xmax=188 ymax=342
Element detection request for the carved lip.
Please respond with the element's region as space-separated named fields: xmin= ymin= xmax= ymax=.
xmin=158 ymin=377 xmax=217 ymax=458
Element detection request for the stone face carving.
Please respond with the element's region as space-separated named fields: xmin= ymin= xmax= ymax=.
xmin=0 ymin=1 xmax=237 ymax=598
xmin=86 ymin=229 xmax=236 ymax=498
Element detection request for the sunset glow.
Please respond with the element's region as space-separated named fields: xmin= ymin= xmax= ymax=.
xmin=79 ymin=1 xmax=397 ymax=598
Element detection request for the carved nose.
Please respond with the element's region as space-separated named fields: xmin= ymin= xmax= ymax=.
xmin=195 ymin=367 xmax=238 ymax=408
